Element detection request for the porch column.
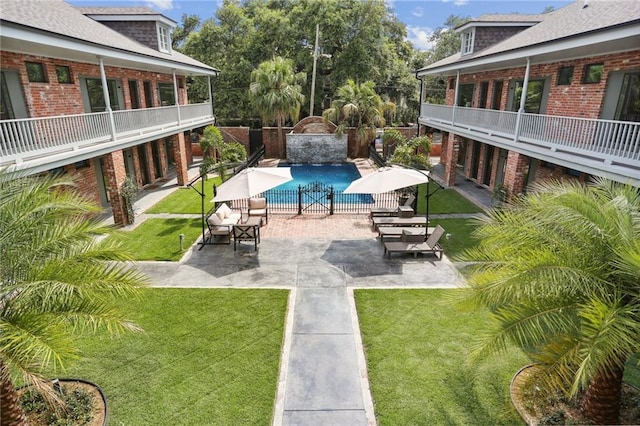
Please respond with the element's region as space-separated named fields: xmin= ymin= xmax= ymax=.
xmin=173 ymin=133 xmax=189 ymax=186
xmin=452 ymin=70 xmax=460 ymax=124
xmin=443 ymin=132 xmax=460 ymax=187
xmin=98 ymin=56 xmax=116 ymax=140
xmin=503 ymin=151 xmax=529 ymax=197
xmin=102 ymin=150 xmax=129 ymax=226
xmin=172 ymin=70 xmax=182 ymax=124
xmin=158 ymin=139 xmax=168 ymax=177
xmin=514 ymin=57 xmax=531 ymax=142
xmin=208 ymin=76 xmax=215 ymax=118
xmin=145 ymin=143 xmax=156 ymax=181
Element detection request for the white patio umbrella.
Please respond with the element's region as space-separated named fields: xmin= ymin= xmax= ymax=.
xmin=342 ymin=166 xmax=429 ymax=194
xmin=212 ymin=167 xmax=293 ymax=202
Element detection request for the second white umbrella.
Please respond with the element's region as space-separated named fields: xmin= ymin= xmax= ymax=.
xmin=212 ymin=167 xmax=293 ymax=202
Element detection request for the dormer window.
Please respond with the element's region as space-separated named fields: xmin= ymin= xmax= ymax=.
xmin=158 ymin=24 xmax=171 ymax=53
xmin=461 ymin=30 xmax=474 ymax=55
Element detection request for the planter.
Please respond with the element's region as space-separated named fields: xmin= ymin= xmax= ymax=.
xmin=18 ymin=378 xmax=108 ymax=426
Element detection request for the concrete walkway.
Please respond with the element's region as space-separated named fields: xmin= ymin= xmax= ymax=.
xmin=115 ymin=159 xmax=491 ymax=426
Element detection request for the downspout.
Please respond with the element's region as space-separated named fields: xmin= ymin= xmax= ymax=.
xmin=415 ymin=72 xmax=424 ymax=137
xmin=514 ymin=57 xmax=531 ymax=143
xmin=208 ymin=75 xmax=215 ymax=123
xmin=451 ymin=70 xmax=460 ymax=125
xmin=98 ymin=56 xmax=116 ymax=140
xmin=172 ymin=69 xmax=181 ymax=125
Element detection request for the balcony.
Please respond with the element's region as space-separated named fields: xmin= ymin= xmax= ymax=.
xmin=1 ymin=102 xmax=215 ymax=173
xmin=419 ymin=103 xmax=640 ymax=186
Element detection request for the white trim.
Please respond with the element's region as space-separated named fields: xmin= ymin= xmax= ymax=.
xmin=83 ymin=14 xmax=176 ymax=27
xmin=456 ymin=21 xmax=539 ymax=33
xmin=461 ymin=30 xmax=474 ymax=55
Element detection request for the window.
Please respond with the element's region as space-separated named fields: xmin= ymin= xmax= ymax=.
xmin=25 ymin=62 xmax=47 ymax=82
xmin=457 ymin=83 xmax=475 ymax=107
xmin=84 ymin=78 xmax=120 ymax=112
xmin=158 ymin=82 xmax=175 ymax=106
xmin=55 ymin=65 xmax=72 ymax=84
xmin=557 ymin=66 xmax=573 ymax=85
xmin=512 ymin=79 xmax=546 ymax=114
xmin=478 ymin=82 xmax=489 ymax=109
xmin=583 ymin=63 xmax=604 ymax=84
xmin=461 ymin=31 xmax=474 ymax=55
xmin=491 ymin=81 xmax=503 ymax=110
xmin=157 ymin=25 xmax=171 ymax=53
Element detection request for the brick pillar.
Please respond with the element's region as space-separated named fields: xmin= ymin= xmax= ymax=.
xmin=503 ymin=151 xmax=528 ymax=196
xmin=173 ymin=132 xmax=189 ymax=186
xmin=440 ymin=131 xmax=449 ymax=165
xmin=442 ymin=132 xmax=460 ymax=187
xmin=158 ymin=139 xmax=168 ymax=177
xmin=102 ymin=150 xmax=129 ymax=226
xmin=132 ymin=148 xmax=143 ymax=187
xmin=145 ymin=143 xmax=155 ymax=181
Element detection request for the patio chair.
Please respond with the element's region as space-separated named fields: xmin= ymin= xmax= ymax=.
xmin=232 ymin=223 xmax=259 ymax=251
xmin=370 ymin=194 xmax=416 ymax=219
xmin=383 ymin=225 xmax=445 ymax=259
xmin=248 ymin=197 xmax=268 ymax=225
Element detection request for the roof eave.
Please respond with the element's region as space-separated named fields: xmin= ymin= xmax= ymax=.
xmin=0 ymin=22 xmax=218 ymax=76
xmin=416 ymin=24 xmax=640 ymax=77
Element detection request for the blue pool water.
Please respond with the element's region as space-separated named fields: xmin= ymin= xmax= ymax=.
xmin=264 ymin=163 xmax=374 ymax=204
xmin=275 ymin=163 xmax=361 ymax=191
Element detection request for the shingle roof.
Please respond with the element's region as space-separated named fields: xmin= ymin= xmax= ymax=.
xmin=1 ymin=0 xmax=216 ymax=73
xmin=421 ymin=0 xmax=640 ymax=71
xmin=76 ymin=6 xmax=160 ymax=15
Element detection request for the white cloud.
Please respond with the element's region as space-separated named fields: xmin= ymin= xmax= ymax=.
xmin=145 ymin=0 xmax=173 ymax=11
xmin=406 ymin=26 xmax=435 ymax=51
xmin=442 ymin=0 xmax=468 ymax=5
xmin=411 ymin=7 xmax=424 ymax=17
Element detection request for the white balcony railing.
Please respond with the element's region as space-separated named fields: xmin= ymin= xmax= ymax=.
xmin=419 ymin=104 xmax=640 ymax=167
xmin=1 ymin=102 xmax=214 ymax=165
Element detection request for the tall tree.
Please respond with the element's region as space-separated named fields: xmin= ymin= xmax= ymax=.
xmin=250 ymin=56 xmax=306 ymax=157
xmin=322 ymin=79 xmax=386 ymax=157
xmin=459 ymin=178 xmax=640 ymax=424
xmin=0 ymin=171 xmax=148 ymax=423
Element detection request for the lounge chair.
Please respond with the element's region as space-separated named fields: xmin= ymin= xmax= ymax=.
xmin=383 ymin=225 xmax=445 ymax=259
xmin=370 ymin=194 xmax=416 ymax=219
xmin=378 ymin=226 xmax=435 ymax=241
xmin=372 ymin=216 xmax=428 ymax=230
xmin=248 ymin=197 xmax=268 ymax=225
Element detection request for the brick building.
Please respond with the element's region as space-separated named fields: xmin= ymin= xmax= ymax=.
xmin=416 ymin=0 xmax=640 ymax=197
xmin=1 ymin=0 xmax=218 ymax=225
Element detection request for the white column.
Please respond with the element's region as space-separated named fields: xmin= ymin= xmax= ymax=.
xmin=98 ymin=56 xmax=116 ymax=140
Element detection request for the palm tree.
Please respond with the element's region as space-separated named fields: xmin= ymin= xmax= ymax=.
xmin=0 ymin=171 xmax=148 ymax=424
xmin=250 ymin=56 xmax=306 ymax=158
xmin=459 ymin=177 xmax=640 ymax=424
xmin=322 ymin=80 xmax=387 ymax=157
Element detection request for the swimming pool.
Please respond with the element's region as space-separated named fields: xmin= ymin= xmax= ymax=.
xmin=264 ymin=163 xmax=374 ymax=204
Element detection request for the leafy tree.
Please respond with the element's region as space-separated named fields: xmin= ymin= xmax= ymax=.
xmin=180 ymin=0 xmax=421 ymax=125
xmin=250 ymin=56 xmax=306 ymax=158
xmin=199 ymin=125 xmax=224 ymax=177
xmin=390 ymin=135 xmax=432 ymax=169
xmin=172 ymin=14 xmax=201 ymax=49
xmin=323 ymin=79 xmax=386 ymax=157
xmin=459 ymin=178 xmax=640 ymax=424
xmin=0 ymin=171 xmax=147 ymax=423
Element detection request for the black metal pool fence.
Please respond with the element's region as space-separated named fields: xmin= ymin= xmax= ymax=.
xmin=221 ymin=181 xmax=417 ymax=215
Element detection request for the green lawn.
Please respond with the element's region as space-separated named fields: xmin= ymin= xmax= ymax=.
xmin=105 ymin=218 xmax=203 ymax=261
xmin=146 ymin=176 xmax=222 ymax=214
xmin=64 ymin=288 xmax=288 ymax=425
xmin=356 ymin=289 xmax=528 ymax=425
xmin=429 ymin=218 xmax=483 ymax=260
xmin=416 ymin=184 xmax=485 ymax=214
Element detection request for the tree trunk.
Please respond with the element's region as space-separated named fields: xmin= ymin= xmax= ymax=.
xmin=0 ymin=361 xmax=27 ymax=426
xmin=581 ymin=364 xmax=624 ymax=424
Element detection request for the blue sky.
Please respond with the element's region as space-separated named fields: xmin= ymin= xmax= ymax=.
xmin=69 ymin=0 xmax=573 ymax=50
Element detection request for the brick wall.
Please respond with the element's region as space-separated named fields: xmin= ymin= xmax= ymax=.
xmin=220 ymin=126 xmax=250 ymax=154
xmin=444 ymin=50 xmax=640 ymax=118
xmin=1 ymin=51 xmax=188 ymax=117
